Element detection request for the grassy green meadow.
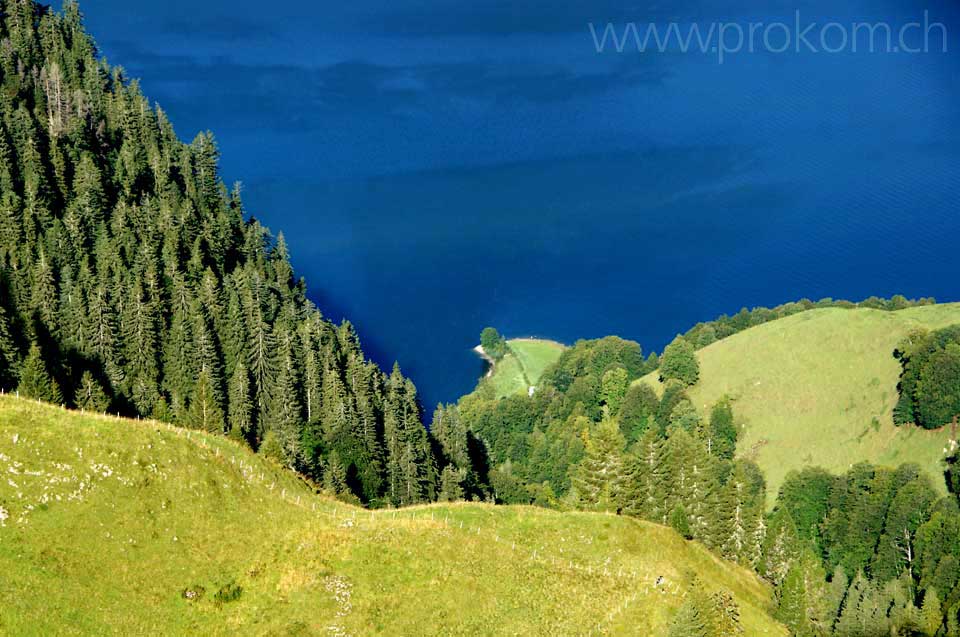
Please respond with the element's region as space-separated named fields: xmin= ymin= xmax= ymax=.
xmin=482 ymin=339 xmax=566 ymax=399
xmin=639 ymin=304 xmax=960 ymax=505
xmin=0 ymin=395 xmax=785 ymax=635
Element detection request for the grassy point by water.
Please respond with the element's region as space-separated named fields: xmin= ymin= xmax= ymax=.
xmin=479 ymin=339 xmax=566 ymax=399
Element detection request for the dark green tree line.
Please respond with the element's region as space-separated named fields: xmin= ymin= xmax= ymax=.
xmin=0 ymin=0 xmax=438 ymax=506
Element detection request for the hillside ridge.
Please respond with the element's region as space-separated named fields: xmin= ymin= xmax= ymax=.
xmin=639 ymin=303 xmax=960 ymax=504
xmin=0 ymin=394 xmax=786 ymax=635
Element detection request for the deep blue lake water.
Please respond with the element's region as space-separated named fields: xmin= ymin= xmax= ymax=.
xmin=70 ymin=0 xmax=960 ymax=411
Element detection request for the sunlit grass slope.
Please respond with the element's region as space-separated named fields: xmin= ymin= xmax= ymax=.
xmin=0 ymin=395 xmax=784 ymax=635
xmin=639 ymin=304 xmax=960 ymax=505
xmin=485 ymin=339 xmax=566 ymax=399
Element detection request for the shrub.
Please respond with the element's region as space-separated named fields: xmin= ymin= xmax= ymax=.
xmin=214 ymin=579 xmax=243 ymax=607
xmin=659 ymin=336 xmax=700 ymax=387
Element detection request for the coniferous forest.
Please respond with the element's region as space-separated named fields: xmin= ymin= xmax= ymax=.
xmin=1 ymin=2 xmax=959 ymax=636
xmin=0 ymin=0 xmax=437 ymax=507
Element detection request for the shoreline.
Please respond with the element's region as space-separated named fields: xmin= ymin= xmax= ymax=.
xmin=473 ymin=345 xmax=496 ymax=378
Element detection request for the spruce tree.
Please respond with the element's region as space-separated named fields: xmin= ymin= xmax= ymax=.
xmin=439 ymin=465 xmax=466 ymax=502
xmin=74 ymin=371 xmax=110 ymax=412
xmin=622 ymin=427 xmax=664 ymax=519
xmin=572 ymin=418 xmax=626 ymax=511
xmin=228 ymin=361 xmax=253 ymax=441
xmin=921 ymin=588 xmax=943 ymax=637
xmin=268 ymin=313 xmax=304 ymax=467
xmin=761 ymin=508 xmax=801 ymax=586
xmin=188 ymin=368 xmax=225 ymax=434
xmin=670 ymin=503 xmax=693 ymax=539
xmin=710 ymin=589 xmax=745 ymax=636
xmin=0 ymin=305 xmax=19 ymax=390
xmin=618 ymin=382 xmax=658 ymax=443
xmin=668 ymin=582 xmax=716 ymax=637
xmin=18 ymin=343 xmax=62 ymax=404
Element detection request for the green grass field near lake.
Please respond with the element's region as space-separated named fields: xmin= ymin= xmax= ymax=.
xmin=639 ymin=303 xmax=960 ymax=505
xmin=0 ymin=395 xmax=786 ymax=636
xmin=482 ymin=339 xmax=566 ymax=399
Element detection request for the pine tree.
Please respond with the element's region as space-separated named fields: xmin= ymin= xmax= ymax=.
xmin=74 ymin=370 xmax=110 ymax=412
xmin=670 ymin=503 xmax=693 ymax=539
xmin=622 ymin=427 xmax=664 ymax=519
xmin=383 ymin=364 xmax=436 ymax=506
xmin=323 ymin=451 xmax=349 ymax=496
xmin=0 ymin=305 xmax=19 ymax=390
xmin=710 ymin=589 xmax=745 ymax=636
xmin=921 ymin=587 xmax=943 ymax=637
xmin=669 ymin=582 xmax=716 ymax=637
xmin=572 ymin=418 xmax=626 ymax=511
xmin=243 ymin=271 xmax=275 ymax=434
xmin=187 ymin=368 xmax=225 ymax=434
xmin=31 ymin=247 xmax=57 ymax=330
xmin=228 ymin=361 xmax=253 ymax=441
xmin=712 ymin=461 xmax=765 ymax=563
xmin=86 ymin=283 xmax=123 ymax=390
xmin=122 ymin=276 xmax=160 ymax=413
xmin=18 ymin=343 xmax=62 ymax=404
xmin=162 ymin=282 xmax=196 ymax=417
xmin=439 ymin=465 xmax=466 ymax=502
xmin=267 ymin=313 xmax=303 ymax=467
xmin=432 ymin=404 xmax=462 ymax=466
xmin=776 ymin=549 xmax=828 ymax=637
xmin=762 ymin=508 xmax=801 ymax=586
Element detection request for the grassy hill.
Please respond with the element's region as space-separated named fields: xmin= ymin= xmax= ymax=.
xmin=480 ymin=339 xmax=566 ymax=399
xmin=639 ymin=303 xmax=960 ymax=505
xmin=0 ymin=395 xmax=785 ymax=635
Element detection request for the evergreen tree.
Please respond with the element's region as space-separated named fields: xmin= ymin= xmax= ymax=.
xmin=0 ymin=305 xmax=20 ymax=390
xmin=656 ymin=380 xmax=689 ymax=435
xmin=18 ymin=343 xmax=62 ymax=404
xmin=439 ymin=465 xmax=466 ymax=502
xmin=323 ymin=451 xmax=349 ymax=497
xmin=268 ymin=313 xmax=304 ymax=466
xmin=775 ymin=549 xmax=829 ymax=637
xmin=670 ymin=503 xmax=693 ymax=539
xmin=74 ymin=370 xmax=109 ymax=412
xmin=622 ymin=428 xmax=665 ymax=519
xmin=668 ymin=582 xmax=716 ymax=637
xmin=618 ymin=382 xmax=658 ymax=443
xmin=921 ymin=588 xmax=943 ymax=637
xmin=712 ymin=461 xmax=765 ymax=563
xmin=227 ymin=361 xmax=253 ymax=441
xmin=187 ymin=368 xmax=225 ymax=434
xmin=383 ymin=364 xmax=436 ymax=506
xmin=710 ymin=589 xmax=745 ymax=636
xmin=572 ymin=418 xmax=626 ymax=511
xmin=762 ymin=508 xmax=801 ymax=586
